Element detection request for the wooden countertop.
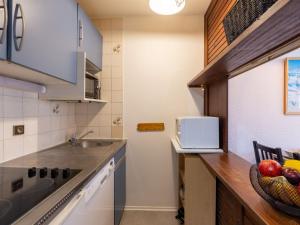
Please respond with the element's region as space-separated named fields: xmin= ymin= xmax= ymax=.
xmin=199 ymin=152 xmax=300 ymax=225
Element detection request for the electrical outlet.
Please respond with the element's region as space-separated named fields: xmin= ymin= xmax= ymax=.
xmin=13 ymin=125 xmax=25 ymax=136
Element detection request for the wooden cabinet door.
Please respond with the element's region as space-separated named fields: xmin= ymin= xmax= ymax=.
xmin=216 ymin=180 xmax=243 ymax=225
xmin=244 ymin=216 xmax=256 ymax=225
xmin=0 ymin=0 xmax=7 ymax=60
xmin=8 ymin=0 xmax=78 ymax=83
xmin=78 ymin=5 xmax=102 ymax=70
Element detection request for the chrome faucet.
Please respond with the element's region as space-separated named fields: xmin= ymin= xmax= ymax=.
xmin=69 ymin=130 xmax=94 ymax=145
xmin=79 ymin=130 xmax=94 ymax=139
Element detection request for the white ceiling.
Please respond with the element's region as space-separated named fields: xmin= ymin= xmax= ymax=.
xmin=77 ymin=0 xmax=211 ymax=18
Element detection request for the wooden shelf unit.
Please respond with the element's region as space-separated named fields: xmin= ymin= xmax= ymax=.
xmin=177 ymin=154 xmax=216 ymax=225
xmin=186 ymin=1 xmax=300 ymax=224
xmin=189 ymin=0 xmax=300 ymax=87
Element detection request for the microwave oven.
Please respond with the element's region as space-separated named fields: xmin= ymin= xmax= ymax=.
xmin=85 ymin=73 xmax=100 ymax=99
xmin=176 ymin=116 xmax=219 ymax=149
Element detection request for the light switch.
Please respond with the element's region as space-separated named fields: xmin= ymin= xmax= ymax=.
xmin=13 ymin=125 xmax=25 ymax=136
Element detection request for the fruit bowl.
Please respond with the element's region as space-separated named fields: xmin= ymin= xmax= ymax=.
xmin=250 ymin=165 xmax=300 ymax=217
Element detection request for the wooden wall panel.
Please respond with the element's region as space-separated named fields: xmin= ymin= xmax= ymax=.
xmin=205 ymin=0 xmax=237 ymax=65
xmin=205 ymin=78 xmax=228 ymax=152
xmin=203 ymin=0 xmax=234 ymax=153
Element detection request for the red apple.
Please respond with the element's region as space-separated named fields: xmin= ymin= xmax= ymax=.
xmin=258 ymin=160 xmax=282 ymax=177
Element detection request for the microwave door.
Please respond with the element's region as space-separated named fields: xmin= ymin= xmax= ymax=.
xmin=85 ymin=75 xmax=100 ymax=99
xmin=85 ymin=77 xmax=93 ymax=98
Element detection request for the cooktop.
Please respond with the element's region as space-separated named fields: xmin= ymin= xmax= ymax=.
xmin=0 ymin=167 xmax=81 ymax=225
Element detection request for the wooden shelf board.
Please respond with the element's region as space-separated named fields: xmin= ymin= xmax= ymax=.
xmin=188 ymin=0 xmax=300 ymax=87
xmin=171 ymin=138 xmax=223 ymax=153
xmin=83 ymin=98 xmax=108 ymax=103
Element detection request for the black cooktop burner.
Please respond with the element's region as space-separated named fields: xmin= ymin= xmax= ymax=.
xmin=0 ymin=167 xmax=81 ymax=225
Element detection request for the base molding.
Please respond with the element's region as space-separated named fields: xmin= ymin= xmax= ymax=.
xmin=124 ymin=206 xmax=177 ymax=212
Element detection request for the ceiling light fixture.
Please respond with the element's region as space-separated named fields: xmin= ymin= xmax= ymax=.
xmin=149 ymin=0 xmax=186 ymax=15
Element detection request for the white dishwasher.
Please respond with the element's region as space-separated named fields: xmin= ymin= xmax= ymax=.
xmin=49 ymin=159 xmax=115 ymax=225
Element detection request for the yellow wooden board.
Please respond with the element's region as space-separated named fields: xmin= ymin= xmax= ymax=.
xmin=137 ymin=123 xmax=165 ymax=132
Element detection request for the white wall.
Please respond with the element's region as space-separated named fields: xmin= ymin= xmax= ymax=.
xmin=123 ymin=16 xmax=204 ymax=210
xmin=229 ymin=48 xmax=300 ymax=163
xmin=0 ymin=87 xmax=76 ymax=163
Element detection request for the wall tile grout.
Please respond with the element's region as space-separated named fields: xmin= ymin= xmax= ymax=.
xmin=0 ymin=88 xmax=77 ymax=163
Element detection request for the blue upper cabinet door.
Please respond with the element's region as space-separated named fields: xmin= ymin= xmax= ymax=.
xmin=78 ymin=5 xmax=102 ymax=70
xmin=0 ymin=0 xmax=7 ymax=60
xmin=8 ymin=0 xmax=78 ymax=83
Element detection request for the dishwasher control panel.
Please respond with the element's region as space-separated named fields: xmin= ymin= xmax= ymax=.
xmin=84 ymin=159 xmax=114 ymax=203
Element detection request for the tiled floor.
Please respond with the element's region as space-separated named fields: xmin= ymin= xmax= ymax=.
xmin=120 ymin=211 xmax=180 ymax=225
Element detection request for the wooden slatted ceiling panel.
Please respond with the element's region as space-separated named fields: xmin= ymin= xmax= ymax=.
xmin=205 ymin=0 xmax=237 ymax=65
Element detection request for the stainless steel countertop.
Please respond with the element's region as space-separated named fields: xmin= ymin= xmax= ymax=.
xmin=0 ymin=139 xmax=127 ymax=225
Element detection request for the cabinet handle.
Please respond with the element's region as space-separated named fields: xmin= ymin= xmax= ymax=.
xmin=100 ymin=175 xmax=107 ymax=185
xmin=0 ymin=0 xmax=7 ymax=44
xmin=79 ymin=20 xmax=83 ymax=47
xmin=13 ymin=3 xmax=25 ymax=51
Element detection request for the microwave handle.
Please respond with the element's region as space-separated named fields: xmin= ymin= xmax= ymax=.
xmin=95 ymin=81 xmax=101 ymax=99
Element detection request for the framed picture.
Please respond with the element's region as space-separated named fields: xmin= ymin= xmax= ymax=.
xmin=284 ymin=58 xmax=300 ymax=115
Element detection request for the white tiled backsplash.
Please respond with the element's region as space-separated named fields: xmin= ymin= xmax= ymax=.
xmin=75 ymin=103 xmax=112 ymax=138
xmin=0 ymin=87 xmax=76 ymax=163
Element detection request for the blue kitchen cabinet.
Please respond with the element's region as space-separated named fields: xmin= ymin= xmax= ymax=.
xmin=0 ymin=0 xmax=7 ymax=60
xmin=8 ymin=0 xmax=78 ymax=83
xmin=78 ymin=5 xmax=102 ymax=70
xmin=114 ymin=147 xmax=126 ymax=225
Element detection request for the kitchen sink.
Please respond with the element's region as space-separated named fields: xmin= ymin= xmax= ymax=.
xmin=71 ymin=140 xmax=115 ymax=149
xmin=81 ymin=140 xmax=114 ymax=148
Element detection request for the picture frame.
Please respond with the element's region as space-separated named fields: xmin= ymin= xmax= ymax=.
xmin=284 ymin=58 xmax=300 ymax=115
